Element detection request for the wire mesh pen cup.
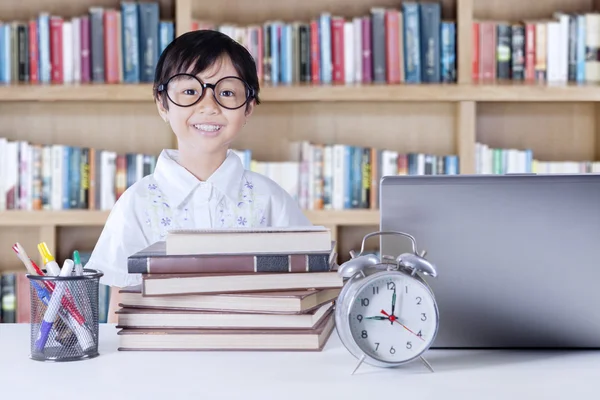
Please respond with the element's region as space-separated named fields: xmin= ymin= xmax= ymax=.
xmin=27 ymin=268 xmax=104 ymax=362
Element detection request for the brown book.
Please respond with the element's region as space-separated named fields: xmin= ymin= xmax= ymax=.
xmin=119 ymin=286 xmax=341 ymax=314
xmin=117 ymin=310 xmax=334 ymax=351
xmin=142 ymin=271 xmax=343 ymax=296
xmin=127 ymin=240 xmax=337 ymax=274
xmin=115 ymin=301 xmax=334 ymax=329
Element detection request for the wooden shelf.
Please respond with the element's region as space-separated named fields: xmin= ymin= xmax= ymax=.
xmin=0 ymin=210 xmax=380 ymax=227
xmin=1 ymin=82 xmax=600 ymax=103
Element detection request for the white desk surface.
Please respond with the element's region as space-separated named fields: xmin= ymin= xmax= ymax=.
xmin=0 ymin=323 xmax=598 ymax=399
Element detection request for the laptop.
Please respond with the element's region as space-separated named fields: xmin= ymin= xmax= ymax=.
xmin=379 ymin=173 xmax=600 ymax=349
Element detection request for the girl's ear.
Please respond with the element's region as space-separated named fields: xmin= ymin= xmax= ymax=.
xmin=155 ymin=99 xmax=169 ymax=123
xmin=244 ymin=99 xmax=256 ymax=118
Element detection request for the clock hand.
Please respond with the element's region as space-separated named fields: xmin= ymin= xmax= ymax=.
xmin=364 ymin=316 xmax=388 ymax=320
xmin=380 ymin=310 xmax=425 ymax=341
xmin=391 ymin=286 xmax=396 ymax=325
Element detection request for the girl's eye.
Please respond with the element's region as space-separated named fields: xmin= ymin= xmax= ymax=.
xmin=183 ymin=89 xmax=198 ymax=96
xmin=220 ymin=90 xmax=235 ymax=97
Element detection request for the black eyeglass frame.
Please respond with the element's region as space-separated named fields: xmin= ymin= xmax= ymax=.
xmin=156 ymin=73 xmax=256 ymax=110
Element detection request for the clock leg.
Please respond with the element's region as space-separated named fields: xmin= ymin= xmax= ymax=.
xmin=420 ymin=356 xmax=434 ymax=373
xmin=351 ymin=355 xmax=366 ymax=375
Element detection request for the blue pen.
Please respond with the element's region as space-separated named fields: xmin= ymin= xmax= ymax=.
xmin=35 ymin=260 xmax=74 ymax=351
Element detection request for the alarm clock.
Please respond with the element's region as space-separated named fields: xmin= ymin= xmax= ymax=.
xmin=334 ymin=230 xmax=439 ymax=375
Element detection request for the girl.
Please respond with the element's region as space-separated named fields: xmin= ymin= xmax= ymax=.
xmin=85 ymin=30 xmax=311 ymax=320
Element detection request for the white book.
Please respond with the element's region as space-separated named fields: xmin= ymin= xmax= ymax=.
xmin=552 ymin=13 xmax=570 ymax=82
xmin=72 ymin=17 xmax=81 ymax=82
xmin=344 ymin=21 xmax=354 ymax=84
xmin=42 ymin=145 xmax=52 ymax=210
xmin=136 ymin=153 xmax=143 ymax=183
xmin=331 ymin=144 xmax=346 ymax=210
xmin=353 ymin=17 xmax=362 ymax=83
xmin=0 ymin=138 xmax=6 ymax=211
xmin=18 ymin=141 xmax=30 ymax=210
xmin=381 ymin=150 xmax=398 ymax=176
xmin=101 ymin=151 xmax=117 ymax=210
xmin=165 ymin=226 xmax=332 ymax=256
xmin=62 ymin=20 xmax=73 ymax=83
xmin=6 ymin=142 xmax=18 ymax=209
xmin=51 ymin=145 xmax=64 ymax=210
xmin=322 ymin=145 xmax=333 ymax=210
xmin=546 ymin=21 xmax=562 ymax=82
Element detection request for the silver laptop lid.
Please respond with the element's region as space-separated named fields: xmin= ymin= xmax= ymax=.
xmin=380 ymin=174 xmax=600 ymax=348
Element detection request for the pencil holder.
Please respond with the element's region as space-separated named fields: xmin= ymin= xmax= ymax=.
xmin=27 ymin=268 xmax=103 ymax=362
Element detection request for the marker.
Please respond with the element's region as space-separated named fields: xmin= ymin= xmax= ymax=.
xmin=73 ymin=250 xmax=83 ymax=276
xmin=35 ymin=259 xmax=74 ymax=351
xmin=38 ymin=242 xmax=61 ymax=276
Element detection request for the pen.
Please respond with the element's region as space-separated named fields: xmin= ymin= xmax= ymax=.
xmin=35 ymin=259 xmax=74 ymax=351
xmin=73 ymin=250 xmax=83 ymax=276
xmin=13 ymin=243 xmax=86 ymax=325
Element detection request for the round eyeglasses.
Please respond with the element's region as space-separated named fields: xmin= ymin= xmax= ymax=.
xmin=157 ymin=73 xmax=255 ymax=110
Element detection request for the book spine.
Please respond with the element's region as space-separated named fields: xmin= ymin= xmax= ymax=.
xmin=90 ymin=7 xmax=105 ymax=83
xmin=128 ymin=252 xmax=332 ymax=274
xmin=511 ymin=24 xmax=524 ymax=80
xmin=419 ymin=2 xmax=441 ymax=82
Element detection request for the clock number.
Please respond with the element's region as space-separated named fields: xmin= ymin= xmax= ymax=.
xmin=416 ymin=296 xmax=422 ymax=305
xmin=375 ymin=342 xmax=380 ymax=351
xmin=406 ymin=341 xmax=412 ymax=349
xmin=361 ymin=298 xmax=370 ymax=307
xmin=417 ymin=330 xmax=423 ymax=338
xmin=373 ymin=286 xmax=379 ymax=295
xmin=421 ymin=313 xmax=427 ymax=321
xmin=405 ymin=285 xmax=408 ymax=294
xmin=361 ymin=330 xmax=368 ymax=339
xmin=387 ymin=282 xmax=395 ymax=291
xmin=390 ymin=346 xmax=396 ymax=354
xmin=357 ymin=314 xmax=363 ymax=323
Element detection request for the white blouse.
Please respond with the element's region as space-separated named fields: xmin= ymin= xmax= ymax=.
xmin=85 ymin=149 xmax=312 ymax=288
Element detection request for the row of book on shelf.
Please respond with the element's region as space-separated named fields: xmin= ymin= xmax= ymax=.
xmin=475 ymin=143 xmax=600 ymax=174
xmin=0 ymin=251 xmax=112 ymax=324
xmin=0 ymin=1 xmax=173 ymax=84
xmin=0 ymin=137 xmax=459 ymax=212
xmin=197 ymin=2 xmax=455 ymax=85
xmin=474 ymin=12 xmax=600 ymax=82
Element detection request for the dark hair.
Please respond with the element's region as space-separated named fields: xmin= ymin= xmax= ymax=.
xmin=153 ymin=29 xmax=261 ymax=110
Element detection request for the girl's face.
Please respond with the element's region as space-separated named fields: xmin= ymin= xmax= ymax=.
xmin=156 ymin=55 xmax=255 ymax=158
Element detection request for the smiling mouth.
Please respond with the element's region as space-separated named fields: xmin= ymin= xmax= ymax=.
xmin=193 ymin=123 xmax=222 ymax=131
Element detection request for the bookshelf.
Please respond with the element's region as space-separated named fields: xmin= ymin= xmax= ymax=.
xmin=0 ymin=0 xmax=599 ymax=274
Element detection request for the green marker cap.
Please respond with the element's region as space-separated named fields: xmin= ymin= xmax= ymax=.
xmin=73 ymin=250 xmax=81 ymax=265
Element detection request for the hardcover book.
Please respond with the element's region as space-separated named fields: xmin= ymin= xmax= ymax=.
xmin=119 ymin=286 xmax=341 ymax=314
xmin=115 ymin=301 xmax=334 ymax=329
xmin=127 ymin=240 xmax=336 ymax=274
xmin=117 ymin=310 xmax=334 ymax=351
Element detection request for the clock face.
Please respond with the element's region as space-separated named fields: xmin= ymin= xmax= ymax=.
xmin=348 ymin=273 xmax=438 ymax=364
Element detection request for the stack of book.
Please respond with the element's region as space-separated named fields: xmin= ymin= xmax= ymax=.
xmin=116 ymin=226 xmax=342 ymax=351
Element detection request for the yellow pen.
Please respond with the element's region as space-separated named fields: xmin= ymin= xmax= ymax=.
xmin=38 ymin=242 xmax=61 ymax=276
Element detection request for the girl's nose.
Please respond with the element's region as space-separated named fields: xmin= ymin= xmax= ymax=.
xmin=195 ymin=89 xmax=221 ymax=114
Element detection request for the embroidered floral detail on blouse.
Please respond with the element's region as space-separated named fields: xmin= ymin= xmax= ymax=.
xmin=216 ymin=174 xmax=268 ymax=228
xmin=144 ymin=179 xmax=192 ymax=241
